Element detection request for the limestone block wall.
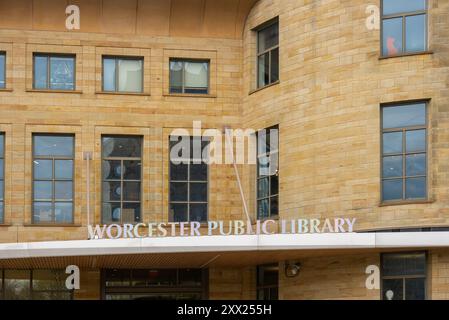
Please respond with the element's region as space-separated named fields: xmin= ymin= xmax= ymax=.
xmin=242 ymin=0 xmax=449 ymax=231
xmin=0 ymin=26 xmax=245 ymax=242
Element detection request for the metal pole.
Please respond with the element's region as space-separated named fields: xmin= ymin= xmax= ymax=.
xmin=84 ymin=152 xmax=92 ymax=239
xmin=224 ymin=127 xmax=252 ymax=224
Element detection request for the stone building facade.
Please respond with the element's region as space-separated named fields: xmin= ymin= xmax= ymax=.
xmin=0 ymin=0 xmax=448 ymax=300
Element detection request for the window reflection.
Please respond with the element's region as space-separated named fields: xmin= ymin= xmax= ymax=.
xmin=257 ymin=126 xmax=279 ymax=219
xmin=0 ymin=135 xmax=4 ymax=223
xmin=102 ymin=56 xmax=143 ymax=93
xmin=102 ymin=136 xmax=142 ymax=224
xmin=33 ymin=54 xmax=75 ymax=90
xmin=32 ymin=134 xmax=74 ymax=224
xmin=0 ymin=53 xmax=5 ymax=89
xmin=0 ymin=269 xmax=72 ymax=300
xmin=381 ymin=103 xmax=427 ymax=202
xmin=257 ymin=264 xmax=279 ymax=300
xmin=381 ymin=252 xmax=426 ymax=300
xmin=169 ymin=59 xmax=209 ymax=94
xmin=169 ymin=136 xmax=208 ymax=222
xmin=103 ymin=269 xmax=205 ymax=300
xmin=257 ymin=19 xmax=279 ymax=88
xmin=381 ymin=0 xmax=427 ymax=56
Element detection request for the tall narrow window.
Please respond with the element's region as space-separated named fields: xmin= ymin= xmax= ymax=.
xmin=256 ymin=19 xmax=279 ymax=88
xmin=382 ymin=252 xmax=427 ymax=300
xmin=102 ymin=136 xmax=142 ymax=224
xmin=382 ymin=0 xmax=427 ymax=56
xmin=0 ymin=52 xmax=5 ymax=89
xmin=33 ymin=134 xmax=74 ymax=224
xmin=257 ymin=264 xmax=279 ymax=300
xmin=0 ymin=134 xmax=4 ymax=223
xmin=257 ymin=125 xmax=279 ymax=219
xmin=169 ymin=59 xmax=209 ymax=94
xmin=381 ymin=102 xmax=427 ymax=202
xmin=169 ymin=136 xmax=209 ymax=222
xmin=102 ymin=56 xmax=143 ymax=93
xmin=33 ymin=54 xmax=75 ymax=90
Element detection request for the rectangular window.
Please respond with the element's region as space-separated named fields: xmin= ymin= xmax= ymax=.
xmin=33 ymin=54 xmax=75 ymax=90
xmin=169 ymin=59 xmax=209 ymax=94
xmin=102 ymin=56 xmax=143 ymax=93
xmin=102 ymin=136 xmax=142 ymax=224
xmin=256 ymin=19 xmax=279 ymax=88
xmin=32 ymin=134 xmax=74 ymax=224
xmin=381 ymin=252 xmax=427 ymax=300
xmin=169 ymin=136 xmax=209 ymax=222
xmin=0 ymin=52 xmax=5 ymax=89
xmin=257 ymin=125 xmax=279 ymax=219
xmin=0 ymin=269 xmax=73 ymax=300
xmin=102 ymin=269 xmax=206 ymax=300
xmin=381 ymin=102 xmax=427 ymax=203
xmin=0 ymin=134 xmax=4 ymax=223
xmin=381 ymin=0 xmax=427 ymax=56
xmin=257 ymin=264 xmax=279 ymax=300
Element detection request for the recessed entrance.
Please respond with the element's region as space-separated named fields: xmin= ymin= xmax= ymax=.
xmin=101 ymin=268 xmax=208 ymax=300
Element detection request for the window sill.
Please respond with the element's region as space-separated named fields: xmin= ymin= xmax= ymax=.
xmin=379 ymin=199 xmax=434 ymax=207
xmin=26 ymin=89 xmax=83 ymax=94
xmin=95 ymin=91 xmax=151 ymax=97
xmin=0 ymin=224 xmax=12 ymax=227
xmin=163 ymin=93 xmax=216 ymax=99
xmin=256 ymin=216 xmax=280 ymax=222
xmin=24 ymin=223 xmax=82 ymax=227
xmin=379 ymin=51 xmax=433 ymax=60
xmin=249 ymin=81 xmax=280 ymax=96
xmin=0 ymin=88 xmax=13 ymax=92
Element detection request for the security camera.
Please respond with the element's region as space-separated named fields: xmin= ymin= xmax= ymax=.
xmin=285 ymin=261 xmax=301 ymax=278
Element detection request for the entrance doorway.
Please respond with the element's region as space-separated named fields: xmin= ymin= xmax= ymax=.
xmin=101 ymin=268 xmax=208 ymax=300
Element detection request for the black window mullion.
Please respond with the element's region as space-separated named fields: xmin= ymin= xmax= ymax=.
xmin=187 ymin=160 xmax=190 ymax=221
xmin=402 ymin=15 xmax=406 ymax=54
xmin=115 ymin=59 xmax=119 ymax=92
xmin=52 ymin=157 xmax=55 ymax=222
xmin=47 ymin=56 xmax=51 ymax=89
xmin=268 ymin=50 xmax=272 ymax=84
xmin=120 ymin=159 xmax=124 ymax=224
xmin=182 ymin=61 xmax=186 ymax=94
xmin=402 ymin=277 xmax=406 ymax=300
xmin=402 ymin=129 xmax=406 ymax=200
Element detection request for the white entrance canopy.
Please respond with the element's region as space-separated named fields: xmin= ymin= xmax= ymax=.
xmin=0 ymin=232 xmax=448 ymax=263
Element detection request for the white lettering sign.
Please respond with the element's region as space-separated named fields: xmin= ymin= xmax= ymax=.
xmin=88 ymin=218 xmax=357 ymax=240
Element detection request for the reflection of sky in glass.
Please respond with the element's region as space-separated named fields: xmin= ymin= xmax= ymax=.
xmin=406 ymin=130 xmax=426 ymax=152
xmin=383 ymin=0 xmax=426 ymax=15
xmin=103 ymin=58 xmax=116 ymax=91
xmin=383 ymin=104 xmax=426 ymax=129
xmin=382 ymin=18 xmax=402 ymax=56
xmin=406 ymin=177 xmax=426 ymax=199
xmin=406 ymin=15 xmax=426 ymax=52
xmin=34 ymin=56 xmax=48 ymax=89
xmin=0 ymin=54 xmax=5 ymax=88
xmin=50 ymin=57 xmax=74 ymax=90
xmin=406 ymin=154 xmax=426 ymax=176
xmin=383 ymin=156 xmax=402 ymax=178
xmin=382 ymin=180 xmax=402 ymax=201
xmin=383 ymin=132 xmax=402 ymax=154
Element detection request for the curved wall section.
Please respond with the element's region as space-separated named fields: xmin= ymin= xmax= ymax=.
xmin=242 ymin=0 xmax=449 ymax=231
xmin=0 ymin=0 xmax=258 ymax=39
